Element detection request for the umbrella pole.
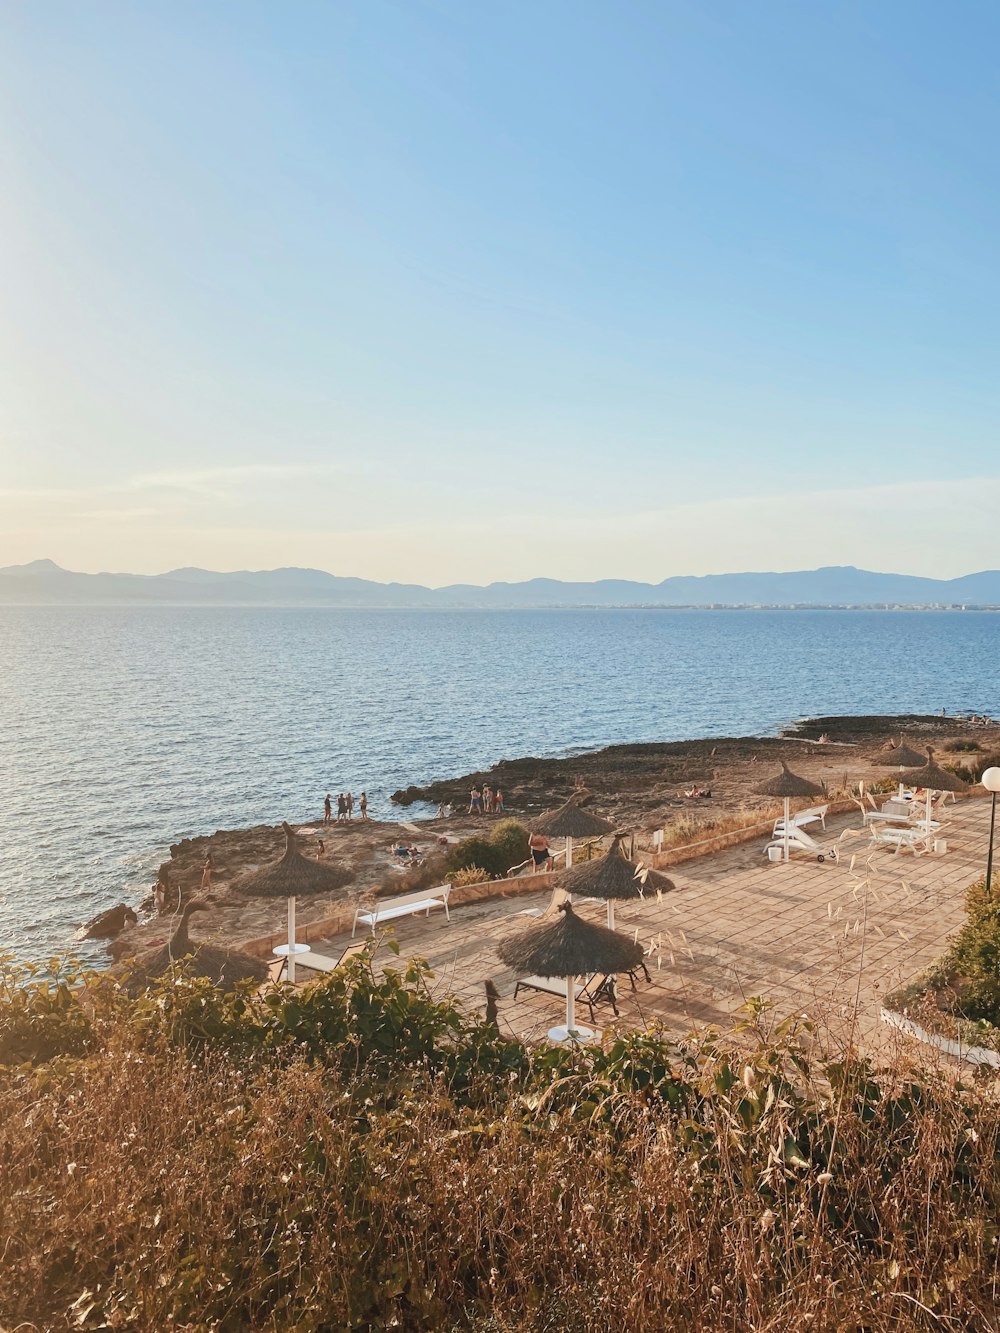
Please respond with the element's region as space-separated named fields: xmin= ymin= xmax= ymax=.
xmin=566 ymin=978 xmax=575 ymax=1034
xmin=287 ymin=896 xmax=297 ymax=983
xmin=566 ymin=836 xmax=574 ymax=868
xmin=607 ymin=900 xmax=616 ymax=931
xmin=784 ymin=797 xmax=790 ymax=863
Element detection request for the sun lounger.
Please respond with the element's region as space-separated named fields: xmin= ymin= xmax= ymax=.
xmin=515 ymin=974 xmax=597 ymax=1022
xmin=765 ymin=823 xmax=839 ymax=862
xmin=868 ymin=825 xmax=933 ymax=855
xmin=774 ymin=804 xmax=828 ymax=832
xmin=297 ymin=940 xmax=370 ymax=973
xmin=352 ymin=883 xmax=451 ymax=936
xmin=514 ymin=963 xmax=650 ymax=1021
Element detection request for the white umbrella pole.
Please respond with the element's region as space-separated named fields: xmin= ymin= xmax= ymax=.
xmin=926 ymin=787 xmax=933 ymax=827
xmin=287 ymin=896 xmax=297 ymax=983
xmin=607 ymin=900 xmax=616 ymax=931
xmin=566 ymin=978 xmax=575 ymax=1033
xmin=566 ymin=836 xmax=574 ymax=868
xmin=784 ymin=797 xmax=790 ymax=863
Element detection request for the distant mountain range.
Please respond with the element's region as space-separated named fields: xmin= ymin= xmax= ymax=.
xmin=1 ymin=559 xmax=998 ymax=608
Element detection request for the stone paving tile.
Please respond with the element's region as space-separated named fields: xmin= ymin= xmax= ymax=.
xmin=299 ymin=798 xmax=992 ymax=1052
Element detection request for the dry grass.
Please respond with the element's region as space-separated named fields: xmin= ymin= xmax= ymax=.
xmin=658 ymin=801 xmax=785 ymax=852
xmin=2 ymin=959 xmax=1000 ymax=1331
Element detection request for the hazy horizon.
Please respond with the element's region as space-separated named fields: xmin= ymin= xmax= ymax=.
xmin=4 ymin=3 xmax=1000 ymax=582
xmin=5 ymin=554 xmax=1000 ymax=587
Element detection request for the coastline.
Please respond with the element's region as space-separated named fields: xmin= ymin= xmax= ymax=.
xmin=101 ymin=712 xmax=997 ymax=969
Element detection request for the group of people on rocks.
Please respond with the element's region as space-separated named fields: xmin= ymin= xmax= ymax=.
xmin=468 ymin=783 xmax=505 ymax=815
xmin=323 ymin=791 xmax=369 ymax=824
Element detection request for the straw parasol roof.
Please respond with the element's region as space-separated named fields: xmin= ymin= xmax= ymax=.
xmin=231 ymin=822 xmax=352 ymax=898
xmin=898 ymin=747 xmax=971 ymax=794
xmin=498 ymin=902 xmax=644 ymax=979
xmin=531 ymin=797 xmax=614 ymax=839
xmin=755 ymin=761 xmax=825 ymax=799
xmin=557 ymin=835 xmax=675 ymax=902
xmin=112 ymin=901 xmax=270 ymax=997
xmin=872 ymin=738 xmax=927 ymax=770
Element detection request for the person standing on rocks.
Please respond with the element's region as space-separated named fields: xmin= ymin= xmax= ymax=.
xmin=346 ymin=791 xmax=354 ymax=820
xmin=469 ymin=786 xmax=482 ymax=815
xmin=337 ymin=793 xmax=348 ymax=822
xmin=324 ymin=793 xmax=332 ymax=825
xmin=482 ymin=783 xmax=493 ymax=814
xmin=494 ymin=787 xmax=504 ymax=814
xmin=359 ymin=791 xmax=369 ymax=820
xmin=201 ymin=852 xmax=213 ymax=889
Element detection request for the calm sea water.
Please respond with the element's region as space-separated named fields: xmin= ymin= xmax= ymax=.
xmin=1 ymin=606 xmax=996 ymax=963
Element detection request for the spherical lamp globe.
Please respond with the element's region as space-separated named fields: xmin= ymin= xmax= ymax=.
xmin=983 ymin=768 xmax=1000 ymax=795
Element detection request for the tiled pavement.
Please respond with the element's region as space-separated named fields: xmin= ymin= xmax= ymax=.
xmin=302 ymin=799 xmax=992 ymax=1052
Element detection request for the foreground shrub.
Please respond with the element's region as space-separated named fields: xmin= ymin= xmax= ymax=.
xmin=447 ymin=820 xmax=528 ymax=879
xmin=2 ymin=966 xmax=1000 ymax=1330
xmin=944 ymin=876 xmax=1000 ymax=1021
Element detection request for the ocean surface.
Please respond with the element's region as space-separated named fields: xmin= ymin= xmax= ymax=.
xmin=1 ymin=606 xmax=997 ymax=964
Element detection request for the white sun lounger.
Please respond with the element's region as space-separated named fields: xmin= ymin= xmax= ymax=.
xmin=772 ymin=804 xmax=829 ymax=834
xmin=765 ymin=823 xmax=838 ymax=862
xmin=296 ymin=940 xmax=370 ymax=973
xmin=868 ymin=825 xmax=934 ymax=855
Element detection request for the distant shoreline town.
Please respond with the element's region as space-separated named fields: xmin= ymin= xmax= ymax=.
xmin=2 ymin=558 xmax=999 ymax=610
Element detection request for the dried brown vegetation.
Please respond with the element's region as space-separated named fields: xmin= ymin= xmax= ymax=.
xmin=2 ymin=955 xmax=1000 ymax=1331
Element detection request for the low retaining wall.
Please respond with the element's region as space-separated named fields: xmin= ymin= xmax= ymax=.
xmin=648 ymin=797 xmax=861 ymax=869
xmin=241 ymin=869 xmax=557 ymax=959
xmin=880 ymin=1006 xmax=1000 ymax=1069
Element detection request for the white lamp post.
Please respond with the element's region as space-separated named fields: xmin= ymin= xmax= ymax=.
xmin=983 ymin=768 xmax=1000 ymax=899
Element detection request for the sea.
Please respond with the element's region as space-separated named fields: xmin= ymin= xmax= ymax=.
xmin=1 ymin=606 xmax=997 ymax=965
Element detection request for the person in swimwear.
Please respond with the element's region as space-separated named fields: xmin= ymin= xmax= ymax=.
xmin=469 ymin=787 xmax=482 ymax=814
xmin=528 ymin=831 xmax=552 ymax=871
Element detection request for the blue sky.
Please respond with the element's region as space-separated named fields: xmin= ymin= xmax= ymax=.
xmin=2 ymin=1 xmax=999 ymax=582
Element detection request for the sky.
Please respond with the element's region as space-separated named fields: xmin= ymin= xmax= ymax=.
xmin=2 ymin=1 xmax=1000 ymax=585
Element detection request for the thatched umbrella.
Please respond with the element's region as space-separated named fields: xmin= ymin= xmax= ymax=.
xmin=897 ymin=747 xmax=970 ymax=826
xmin=755 ymin=762 xmax=825 ymax=863
xmin=113 ymin=901 xmax=268 ymax=997
xmin=231 ymin=822 xmax=351 ymax=897
xmin=557 ymin=834 xmax=675 ymax=929
xmin=231 ymin=822 xmax=353 ymax=981
xmin=498 ymin=902 xmax=643 ymax=1041
xmin=531 ymin=797 xmax=613 ymax=868
xmin=873 ymin=737 xmax=928 ymax=800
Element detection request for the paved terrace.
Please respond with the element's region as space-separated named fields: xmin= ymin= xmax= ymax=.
xmin=303 ymin=799 xmax=992 ymax=1051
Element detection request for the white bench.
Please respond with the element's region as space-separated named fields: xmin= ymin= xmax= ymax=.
xmin=352 ymin=884 xmax=451 ymax=936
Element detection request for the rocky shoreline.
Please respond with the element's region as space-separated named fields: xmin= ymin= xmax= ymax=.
xmin=96 ymin=714 xmax=996 ymax=967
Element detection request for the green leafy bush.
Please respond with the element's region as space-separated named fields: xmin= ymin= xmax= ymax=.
xmin=945 ymin=876 xmax=1000 ymax=1020
xmin=0 ymin=956 xmax=94 ymax=1065
xmin=446 ymin=820 xmax=528 ymax=880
